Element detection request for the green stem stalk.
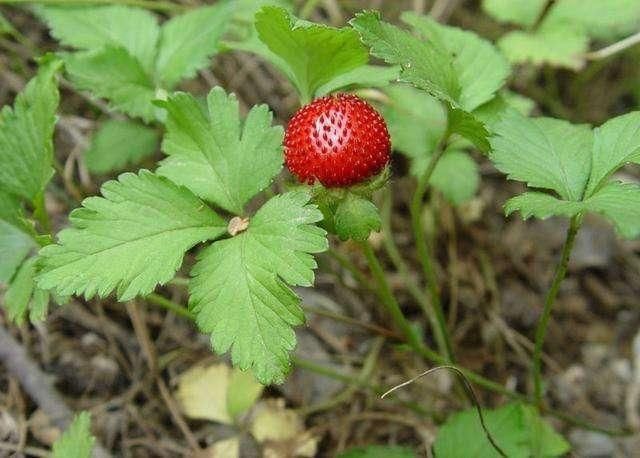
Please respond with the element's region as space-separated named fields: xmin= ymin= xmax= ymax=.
xmin=0 ymin=0 xmax=185 ymax=11
xmin=533 ymin=214 xmax=582 ymax=409
xmin=146 ymin=293 xmax=194 ymax=320
xmin=32 ymin=192 xmax=51 ymax=234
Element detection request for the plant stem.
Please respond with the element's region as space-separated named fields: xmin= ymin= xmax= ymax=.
xmin=32 ymin=192 xmax=51 ymax=234
xmin=409 ymin=132 xmax=455 ymax=363
xmin=146 ymin=293 xmax=194 ymax=320
xmin=533 ymin=214 xmax=582 ymax=409
xmin=0 ymin=0 xmax=185 ymax=11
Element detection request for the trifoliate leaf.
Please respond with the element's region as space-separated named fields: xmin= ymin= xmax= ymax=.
xmin=37 ymin=170 xmax=226 ymax=301
xmin=0 ymin=220 xmax=35 ymax=283
xmin=498 ymin=25 xmax=588 ymax=70
xmin=189 ymin=191 xmax=327 ymax=384
xmin=543 ymin=0 xmax=640 ymax=41
xmin=64 ymin=47 xmax=157 ymax=122
xmin=316 ymin=65 xmax=400 ymax=97
xmin=490 ymin=111 xmax=593 ymax=200
xmin=156 ymin=1 xmax=234 ymax=88
xmin=157 ymin=87 xmax=284 ymax=214
xmin=448 ymin=107 xmax=491 ymax=153
xmin=35 ymin=5 xmax=159 ymax=74
xmin=0 ymin=57 xmax=61 ymax=202
xmin=255 ymin=7 xmax=368 ymax=103
xmin=585 ymin=111 xmax=640 ymax=197
xmin=430 ymin=150 xmax=480 ymax=205
xmin=584 ymin=182 xmax=640 ymax=239
xmin=350 ymin=11 xmax=460 ymax=106
xmin=482 ymin=0 xmax=548 ymax=28
xmin=434 ymin=402 xmax=569 ymax=458
xmin=504 ymin=192 xmax=584 ymax=220
xmin=334 ymin=194 xmax=381 ymax=241
xmin=52 ymin=412 xmax=95 ymax=458
xmin=84 ymin=120 xmax=159 ymax=174
xmin=337 ymin=445 xmax=416 ymax=458
xmin=402 ymin=12 xmax=510 ymax=111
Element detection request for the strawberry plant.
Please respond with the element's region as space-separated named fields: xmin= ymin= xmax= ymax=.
xmin=1 ymin=1 xmax=639 ymax=456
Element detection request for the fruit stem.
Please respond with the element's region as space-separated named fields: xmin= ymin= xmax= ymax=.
xmin=533 ymin=214 xmax=582 ymax=409
xmin=409 ymin=130 xmax=455 ymax=364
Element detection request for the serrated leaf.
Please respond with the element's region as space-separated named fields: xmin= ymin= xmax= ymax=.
xmin=505 ymin=192 xmax=584 ymax=219
xmin=316 ymin=65 xmax=400 ymax=97
xmin=350 ymin=11 xmax=460 ymax=106
xmin=474 ymin=91 xmax=536 ymax=129
xmin=156 ymin=1 xmax=233 ymax=88
xmin=157 ymin=87 xmax=283 ymax=214
xmin=584 ymin=182 xmax=640 ymax=239
xmin=52 ymin=412 xmax=94 ymax=458
xmin=0 ymin=220 xmax=35 ymax=283
xmin=585 ymin=111 xmax=640 ymax=197
xmin=255 ymin=7 xmax=368 ymax=102
xmin=490 ymin=111 xmax=593 ymax=200
xmin=482 ymin=0 xmax=548 ymax=28
xmin=430 ymin=150 xmax=480 ymax=205
xmin=64 ymin=47 xmax=157 ymax=122
xmin=189 ymin=191 xmax=327 ymax=384
xmin=498 ymin=25 xmax=588 ymax=70
xmin=35 ymin=5 xmax=159 ymax=74
xmin=334 ymin=194 xmax=381 ymax=241
xmin=4 ymin=257 xmax=36 ymax=324
xmin=337 ymin=445 xmax=416 ymax=458
xmin=448 ymin=106 xmax=491 ymax=153
xmin=402 ymin=12 xmax=510 ymax=111
xmin=0 ymin=57 xmax=60 ymax=201
xmin=84 ymin=120 xmax=159 ymax=174
xmin=37 ymin=170 xmax=226 ymax=301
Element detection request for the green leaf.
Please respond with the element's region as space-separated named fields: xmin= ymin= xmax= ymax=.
xmin=498 ymin=25 xmax=588 ymax=70
xmin=64 ymin=47 xmax=157 ymax=122
xmin=337 ymin=445 xmax=416 ymax=458
xmin=350 ymin=11 xmax=460 ymax=106
xmin=543 ymin=0 xmax=640 ymax=41
xmin=156 ymin=2 xmax=234 ymax=88
xmin=505 ymin=192 xmax=584 ymax=220
xmin=430 ymin=150 xmax=480 ymax=205
xmin=0 ymin=11 xmax=17 ymax=35
xmin=227 ymin=369 xmax=264 ymax=419
xmin=255 ymin=7 xmax=368 ymax=102
xmin=84 ymin=120 xmax=159 ymax=174
xmin=490 ymin=111 xmax=593 ymax=200
xmin=334 ymin=194 xmax=381 ymax=241
xmin=474 ymin=91 xmax=536 ymax=130
xmin=35 ymin=5 xmax=159 ymax=74
xmin=584 ymin=182 xmax=640 ymax=239
xmin=157 ymin=87 xmax=284 ymax=214
xmin=482 ymin=0 xmax=548 ymax=28
xmin=585 ymin=111 xmax=640 ymax=197
xmin=0 ymin=57 xmax=61 ymax=201
xmin=316 ymin=65 xmax=400 ymax=97
xmin=4 ymin=257 xmax=37 ymax=324
xmin=52 ymin=412 xmax=95 ymax=458
xmin=448 ymin=107 xmax=491 ymax=153
xmin=0 ymin=220 xmax=35 ymax=283
xmin=402 ymin=12 xmax=510 ymax=111
xmin=434 ymin=402 xmax=570 ymax=457
xmin=37 ymin=170 xmax=226 ymax=301
xmin=189 ymin=191 xmax=327 ymax=384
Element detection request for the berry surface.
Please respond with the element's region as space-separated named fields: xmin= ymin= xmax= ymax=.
xmin=284 ymin=94 xmax=391 ymax=187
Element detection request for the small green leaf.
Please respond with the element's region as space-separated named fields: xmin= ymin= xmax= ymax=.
xmin=402 ymin=12 xmax=510 ymax=111
xmin=521 ymin=404 xmax=571 ymax=457
xmin=0 ymin=57 xmax=61 ymax=201
xmin=84 ymin=120 xmax=159 ymax=174
xmin=585 ymin=181 xmax=640 ymax=239
xmin=490 ymin=111 xmax=593 ymax=200
xmin=350 ymin=11 xmax=460 ymax=106
xmin=337 ymin=445 xmax=416 ymax=458
xmin=505 ymin=192 xmax=584 ymax=220
xmin=0 ymin=220 xmax=35 ymax=283
xmin=157 ymin=87 xmax=284 ymax=214
xmin=429 ymin=150 xmax=480 ymax=205
xmin=482 ymin=0 xmax=548 ymax=28
xmin=227 ymin=369 xmax=264 ymax=419
xmin=448 ymin=107 xmax=491 ymax=153
xmin=156 ymin=1 xmax=234 ymax=88
xmin=52 ymin=412 xmax=95 ymax=458
xmin=4 ymin=257 xmax=37 ymax=324
xmin=189 ymin=191 xmax=327 ymax=384
xmin=0 ymin=11 xmax=17 ymax=35
xmin=37 ymin=170 xmax=226 ymax=301
xmin=255 ymin=7 xmax=368 ymax=102
xmin=474 ymin=91 xmax=536 ymax=129
xmin=64 ymin=47 xmax=157 ymax=122
xmin=35 ymin=5 xmax=159 ymax=74
xmin=334 ymin=194 xmax=381 ymax=241
xmin=316 ymin=65 xmax=400 ymax=97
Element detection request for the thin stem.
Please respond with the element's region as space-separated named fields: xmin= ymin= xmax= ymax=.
xmin=410 ymin=132 xmax=455 ymax=363
xmin=146 ymin=293 xmax=194 ymax=320
xmin=533 ymin=214 xmax=582 ymax=409
xmin=585 ymin=31 xmax=640 ymax=60
xmin=0 ymin=0 xmax=185 ymax=11
xmin=32 ymin=192 xmax=51 ymax=234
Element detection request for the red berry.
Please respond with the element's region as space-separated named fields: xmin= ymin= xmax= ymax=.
xmin=284 ymin=93 xmax=391 ymax=187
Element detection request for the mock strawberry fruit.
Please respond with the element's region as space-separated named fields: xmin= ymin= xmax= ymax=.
xmin=284 ymin=94 xmax=391 ymax=187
